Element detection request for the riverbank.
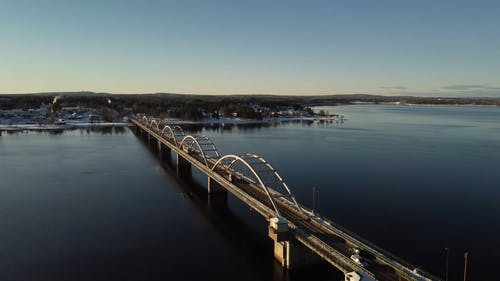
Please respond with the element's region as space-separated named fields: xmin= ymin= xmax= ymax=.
xmin=0 ymin=122 xmax=131 ymax=132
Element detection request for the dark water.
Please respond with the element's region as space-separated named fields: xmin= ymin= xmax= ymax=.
xmin=1 ymin=105 xmax=499 ymax=280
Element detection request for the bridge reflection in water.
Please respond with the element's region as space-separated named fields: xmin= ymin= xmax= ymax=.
xmin=132 ymin=114 xmax=441 ymax=281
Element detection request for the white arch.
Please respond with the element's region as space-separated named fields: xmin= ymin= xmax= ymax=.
xmin=142 ymin=116 xmax=149 ymax=124
xmin=150 ymin=119 xmax=160 ymax=131
xmin=244 ymin=153 xmax=303 ymax=214
xmin=195 ymin=135 xmax=220 ymax=161
xmin=179 ymin=135 xmax=209 ymax=167
xmin=211 ymin=154 xmax=285 ymax=217
xmin=161 ymin=125 xmax=176 ymax=145
xmin=161 ymin=125 xmax=185 ymax=146
xmin=179 ymin=135 xmax=221 ymax=168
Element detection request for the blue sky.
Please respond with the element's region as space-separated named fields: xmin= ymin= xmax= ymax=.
xmin=1 ymin=0 xmax=499 ymax=96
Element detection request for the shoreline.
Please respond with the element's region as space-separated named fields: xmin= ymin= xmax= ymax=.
xmin=0 ymin=122 xmax=131 ymax=132
xmin=0 ymin=116 xmax=344 ymax=132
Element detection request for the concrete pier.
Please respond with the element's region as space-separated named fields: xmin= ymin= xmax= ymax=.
xmin=147 ymin=133 xmax=153 ymax=145
xmin=208 ymin=177 xmax=227 ymax=194
xmin=207 ymin=177 xmax=228 ymax=210
xmin=158 ymin=144 xmax=171 ymax=163
xmin=176 ymin=154 xmax=192 ymax=176
xmin=159 ymin=141 xmax=171 ymax=154
xmin=268 ymin=218 xmax=321 ymax=269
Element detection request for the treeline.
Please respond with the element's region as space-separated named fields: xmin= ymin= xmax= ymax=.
xmin=1 ymin=92 xmax=499 ymax=120
xmin=0 ymin=92 xmax=308 ymax=120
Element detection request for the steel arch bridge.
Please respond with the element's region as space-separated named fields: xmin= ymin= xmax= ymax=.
xmin=130 ymin=114 xmax=442 ymax=281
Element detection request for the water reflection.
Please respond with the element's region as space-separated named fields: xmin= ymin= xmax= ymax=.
xmin=0 ymin=126 xmax=130 ymax=136
xmin=174 ymin=119 xmax=337 ymax=134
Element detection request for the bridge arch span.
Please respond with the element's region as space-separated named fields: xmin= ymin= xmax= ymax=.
xmin=179 ymin=135 xmax=221 ymax=168
xmin=142 ymin=116 xmax=149 ymax=125
xmin=211 ymin=154 xmax=302 ymax=218
xmin=150 ymin=119 xmax=160 ymax=131
xmin=161 ymin=125 xmax=176 ymax=145
xmin=161 ymin=125 xmax=185 ymax=146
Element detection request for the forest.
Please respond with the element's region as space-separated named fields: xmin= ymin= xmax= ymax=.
xmin=1 ymin=92 xmax=499 ymax=120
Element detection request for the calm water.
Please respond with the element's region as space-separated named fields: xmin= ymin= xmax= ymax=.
xmin=1 ymin=105 xmax=499 ymax=280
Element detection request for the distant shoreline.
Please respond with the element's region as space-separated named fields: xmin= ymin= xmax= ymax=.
xmin=158 ymin=115 xmax=344 ymax=126
xmin=331 ymin=101 xmax=500 ymax=107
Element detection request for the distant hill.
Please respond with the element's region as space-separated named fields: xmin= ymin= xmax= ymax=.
xmin=1 ymin=91 xmax=499 ymax=109
xmin=2 ymin=91 xmax=112 ymax=97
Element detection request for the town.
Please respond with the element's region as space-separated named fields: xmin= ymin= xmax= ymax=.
xmin=0 ymin=93 xmax=344 ymax=132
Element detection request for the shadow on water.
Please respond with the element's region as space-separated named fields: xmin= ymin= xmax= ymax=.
xmin=132 ymin=129 xmax=342 ymax=281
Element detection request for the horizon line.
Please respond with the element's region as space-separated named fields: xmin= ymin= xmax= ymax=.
xmin=1 ymin=91 xmax=500 ymax=99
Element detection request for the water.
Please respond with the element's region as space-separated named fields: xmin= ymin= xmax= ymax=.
xmin=1 ymin=105 xmax=499 ymax=280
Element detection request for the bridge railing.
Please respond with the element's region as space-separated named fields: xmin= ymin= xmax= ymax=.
xmin=300 ymin=205 xmax=440 ymax=281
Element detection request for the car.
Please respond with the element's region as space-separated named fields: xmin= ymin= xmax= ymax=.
xmin=350 ymin=254 xmax=369 ymax=267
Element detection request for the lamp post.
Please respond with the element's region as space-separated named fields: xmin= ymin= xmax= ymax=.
xmin=312 ymin=187 xmax=318 ymax=214
xmin=463 ymin=252 xmax=468 ymax=281
xmin=444 ymin=248 xmax=449 ymax=281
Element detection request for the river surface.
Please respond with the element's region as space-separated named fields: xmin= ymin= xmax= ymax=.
xmin=1 ymin=105 xmax=499 ymax=281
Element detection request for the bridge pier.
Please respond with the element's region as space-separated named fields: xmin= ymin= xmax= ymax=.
xmin=176 ymin=154 xmax=192 ymax=177
xmin=158 ymin=144 xmax=171 ymax=163
xmin=158 ymin=141 xmax=172 ymax=156
xmin=136 ymin=126 xmax=144 ymax=138
xmin=268 ymin=218 xmax=322 ymax=269
xmin=207 ymin=177 xmax=228 ymax=210
xmin=158 ymin=141 xmax=171 ymax=154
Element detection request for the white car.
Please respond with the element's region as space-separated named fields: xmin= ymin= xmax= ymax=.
xmin=350 ymin=254 xmax=368 ymax=267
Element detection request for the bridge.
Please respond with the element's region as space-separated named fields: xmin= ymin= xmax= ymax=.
xmin=131 ymin=115 xmax=441 ymax=281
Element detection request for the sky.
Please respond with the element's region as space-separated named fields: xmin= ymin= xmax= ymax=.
xmin=1 ymin=0 xmax=499 ymax=96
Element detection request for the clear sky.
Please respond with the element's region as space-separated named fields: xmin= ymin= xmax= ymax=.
xmin=1 ymin=0 xmax=499 ymax=96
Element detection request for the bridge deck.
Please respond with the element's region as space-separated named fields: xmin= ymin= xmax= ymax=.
xmin=132 ymin=118 xmax=441 ymax=281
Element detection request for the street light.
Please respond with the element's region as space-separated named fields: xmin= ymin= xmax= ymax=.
xmin=463 ymin=252 xmax=469 ymax=281
xmin=312 ymin=187 xmax=319 ymax=214
xmin=444 ymin=248 xmax=449 ymax=281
